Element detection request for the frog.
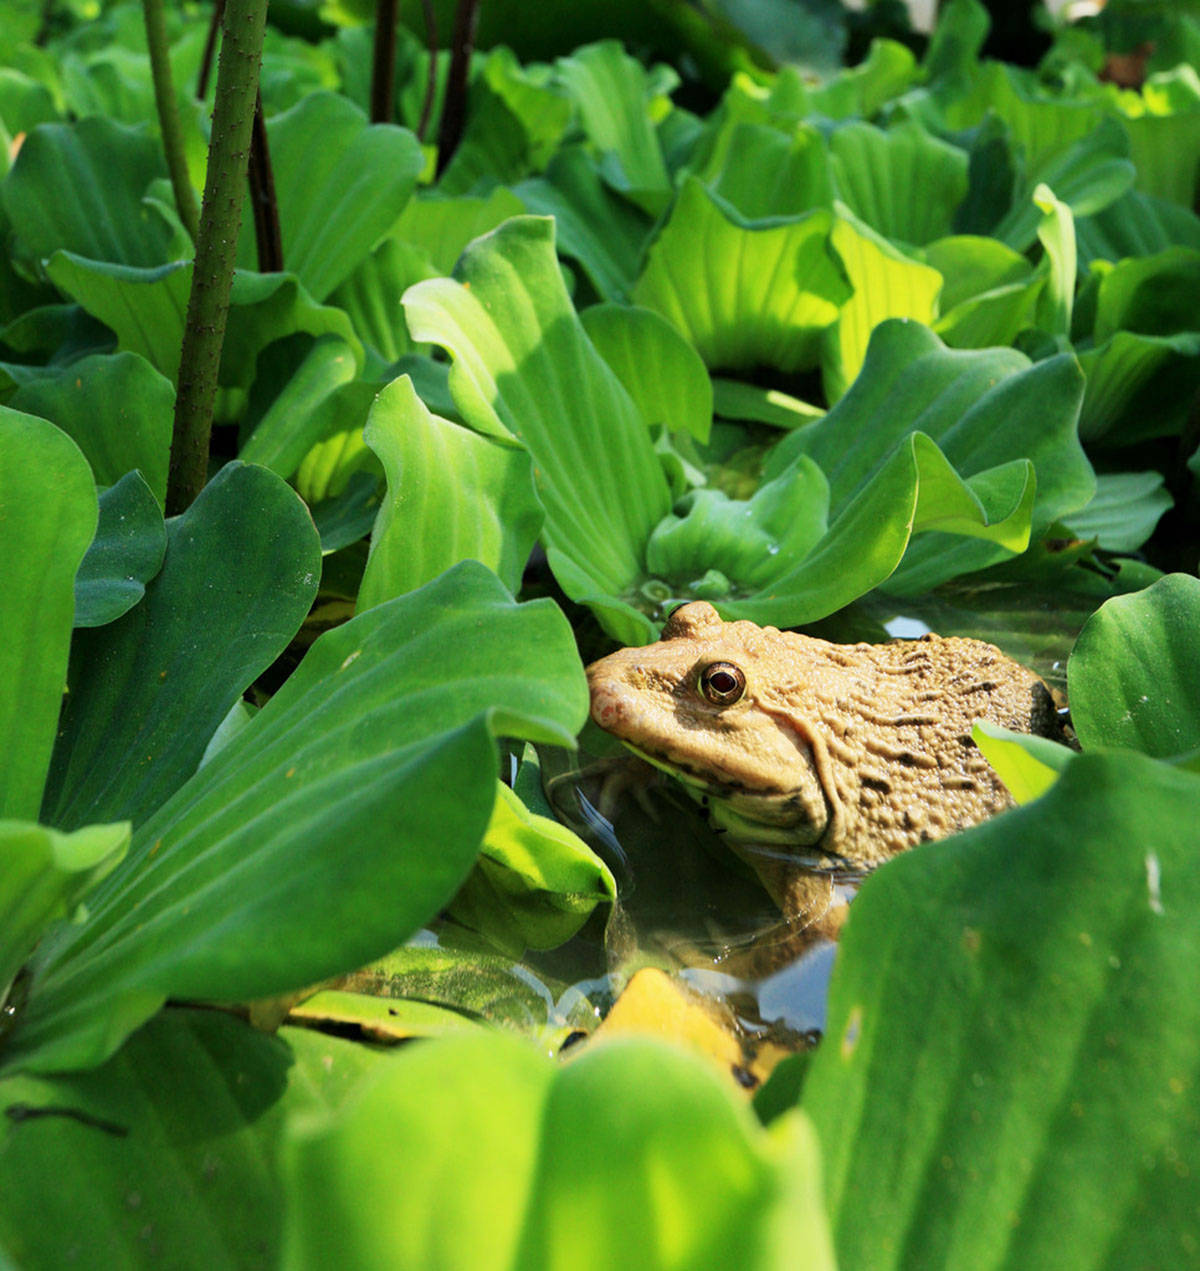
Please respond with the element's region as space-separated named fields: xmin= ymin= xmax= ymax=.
xmin=586 ymin=601 xmax=1067 ymax=932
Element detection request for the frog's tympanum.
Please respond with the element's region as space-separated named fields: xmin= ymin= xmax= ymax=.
xmin=587 ymin=602 xmax=1065 ymax=928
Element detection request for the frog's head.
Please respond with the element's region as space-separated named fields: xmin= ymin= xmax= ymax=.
xmin=586 ymin=602 xmax=832 ymax=846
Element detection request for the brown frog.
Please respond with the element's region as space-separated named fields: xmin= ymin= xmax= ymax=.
xmin=586 ymin=602 xmax=1066 ymax=929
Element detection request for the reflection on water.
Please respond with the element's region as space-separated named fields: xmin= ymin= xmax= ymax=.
xmin=532 ymin=742 xmax=857 ymax=1052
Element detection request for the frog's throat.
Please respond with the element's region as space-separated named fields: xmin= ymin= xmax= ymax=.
xmin=622 ymin=741 xmax=832 ymax=848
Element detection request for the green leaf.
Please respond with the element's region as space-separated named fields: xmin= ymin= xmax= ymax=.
xmin=696 ymin=120 xmax=833 ymax=222
xmin=992 ymin=117 xmax=1135 ymax=252
xmin=514 ymin=147 xmax=653 ymax=300
xmin=404 ymin=216 xmax=671 ymax=599
xmin=821 ymin=206 xmax=943 ymax=402
xmin=645 ymin=459 xmax=830 ymax=595
xmin=1068 ymin=573 xmax=1200 ymax=758
xmin=555 ymin=40 xmax=673 ymax=210
xmin=41 ymin=463 xmax=321 ymax=831
xmin=1060 ymin=471 xmax=1173 ymax=552
xmin=712 ymin=379 xmax=823 ymax=429
xmin=7 ymin=563 xmax=587 ymax=1074
xmin=394 ymin=186 xmax=525 ymax=275
xmin=46 ymin=254 xmax=360 ymax=390
xmin=1 ymin=117 xmax=170 ymax=267
xmin=1076 ymin=330 xmax=1200 ymax=444
xmin=446 ymin=782 xmax=616 ymax=956
xmin=0 ymin=408 xmax=96 ymax=821
xmin=5 ymin=351 xmax=173 ymax=502
xmin=1121 ymin=99 xmax=1200 ymax=206
xmin=1076 ymin=188 xmax=1200 ymax=267
xmin=0 ymin=1009 xmax=383 ymax=1268
xmin=926 ymin=235 xmax=1042 ymax=349
xmin=722 ymin=431 xmax=1033 ymax=628
xmin=73 ymin=471 xmax=166 ymax=628
xmin=802 ymin=751 xmax=1200 ymax=1271
xmin=282 ymin=1033 xmax=834 ymax=1271
xmin=829 ymin=122 xmax=968 ymax=248
xmin=326 ymin=237 xmax=438 ymax=365
xmin=632 ymin=178 xmax=851 ymax=374
xmin=357 ymin=375 xmax=542 ymax=607
xmin=239 ymin=337 xmax=362 ymax=479
xmin=971 ymin=720 xmax=1074 ymax=804
xmin=254 ymin=93 xmax=424 ymax=302
xmin=1032 ymin=183 xmax=1076 ymax=337
xmin=1092 ymin=246 xmax=1200 ymax=341
xmin=0 ymin=820 xmax=127 ymax=1002
xmin=580 ymin=302 xmax=712 ymax=442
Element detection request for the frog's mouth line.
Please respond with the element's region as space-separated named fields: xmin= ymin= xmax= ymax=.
xmin=620 ymin=740 xmax=831 ymax=846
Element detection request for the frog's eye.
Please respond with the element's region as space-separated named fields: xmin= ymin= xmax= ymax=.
xmin=699 ymin=661 xmax=746 ymax=706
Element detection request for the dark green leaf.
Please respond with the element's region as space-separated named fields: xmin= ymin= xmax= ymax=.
xmin=1068 ymin=573 xmax=1200 ymax=758
xmin=73 ymin=471 xmax=166 ymax=628
xmin=802 ymin=751 xmax=1200 ymax=1271
xmin=8 ymin=563 xmax=588 ymax=1074
xmin=1 ymin=117 xmax=170 ymax=267
xmin=6 ymin=351 xmax=173 ymax=501
xmin=42 ymin=463 xmax=321 ymax=830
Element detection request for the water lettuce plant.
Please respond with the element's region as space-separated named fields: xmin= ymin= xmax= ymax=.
xmin=1 ymin=0 xmax=1199 ymax=1265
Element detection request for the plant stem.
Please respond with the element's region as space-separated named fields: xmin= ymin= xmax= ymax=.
xmin=143 ymin=0 xmax=200 ymax=242
xmin=166 ymin=0 xmax=269 ymax=515
xmin=248 ymin=89 xmax=283 ymax=273
xmin=370 ymin=0 xmax=399 ymax=124
xmin=435 ymin=0 xmax=479 ymax=178
xmin=196 ymin=0 xmax=226 ymax=99
xmin=416 ymin=0 xmax=438 ymax=142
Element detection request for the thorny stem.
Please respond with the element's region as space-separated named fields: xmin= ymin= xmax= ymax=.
xmin=435 ymin=0 xmax=479 ymax=177
xmin=142 ymin=0 xmax=200 ymax=241
xmin=370 ymin=0 xmax=399 ymax=124
xmin=166 ymin=0 xmax=269 ymax=514
xmin=248 ymin=89 xmax=283 ymax=272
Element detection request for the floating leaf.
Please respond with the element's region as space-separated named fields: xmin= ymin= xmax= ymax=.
xmin=0 ymin=1010 xmax=383 ymax=1267
xmin=404 ymin=216 xmax=671 ymax=604
xmin=1068 ymin=573 xmax=1200 ymax=758
xmin=829 ymin=121 xmax=968 ymax=248
xmin=0 ymin=820 xmax=128 ymax=1003
xmin=0 ymin=408 xmax=95 ymax=821
xmin=821 ymin=206 xmax=943 ymax=402
xmin=446 ymin=782 xmax=616 ymax=956
xmin=802 ymin=751 xmax=1200 ymax=1271
xmin=358 ymin=375 xmax=542 ymax=607
xmin=238 ymin=337 xmax=362 ymax=479
xmin=5 ymin=351 xmax=173 ymax=502
xmin=7 ymin=563 xmax=588 ymax=1074
xmin=555 ymin=40 xmax=673 ymax=209
xmin=971 ymin=721 xmax=1074 ymax=804
xmin=515 ymin=147 xmax=652 ymax=300
xmin=1 ymin=116 xmax=170 ymax=267
xmin=73 ymin=471 xmax=166 ymax=628
xmin=1060 ymin=471 xmax=1172 ymax=552
xmin=42 ymin=463 xmax=321 ymax=831
xmin=580 ymin=302 xmax=712 ymax=442
xmin=248 ymin=93 xmax=423 ymax=302
xmin=46 ymin=254 xmax=359 ymax=390
xmin=282 ymin=1034 xmax=834 ymax=1271
xmin=633 ymin=177 xmax=851 ymax=375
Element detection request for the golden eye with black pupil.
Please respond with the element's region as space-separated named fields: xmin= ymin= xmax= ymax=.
xmin=699 ymin=661 xmax=745 ymax=705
